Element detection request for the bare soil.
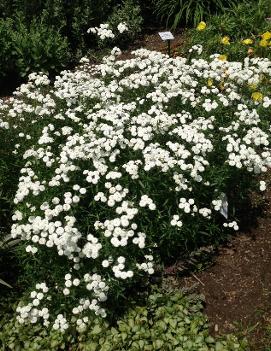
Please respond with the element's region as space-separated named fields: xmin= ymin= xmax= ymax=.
xmin=118 ymin=28 xmax=185 ymax=61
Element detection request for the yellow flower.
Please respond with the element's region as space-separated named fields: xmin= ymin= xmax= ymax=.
xmin=251 ymin=92 xmax=263 ymax=102
xmin=242 ymin=38 xmax=253 ymax=45
xmin=218 ymin=54 xmax=227 ymax=61
xmin=207 ymin=78 xmax=213 ymax=87
xmin=259 ymin=39 xmax=268 ymax=47
xmin=197 ymin=21 xmax=207 ymax=31
xmin=221 ymin=36 xmax=230 ymax=45
xmin=261 ymin=31 xmax=271 ymax=40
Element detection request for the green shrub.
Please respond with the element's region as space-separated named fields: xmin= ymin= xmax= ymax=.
xmin=0 ymin=18 xmax=15 ymax=78
xmin=0 ymin=0 xmax=114 ymax=56
xmin=108 ymin=0 xmax=143 ymax=46
xmin=0 ymin=292 xmax=247 ymax=350
xmin=0 ymin=0 xmax=145 ymax=79
xmin=0 ymin=16 xmax=70 ymax=79
xmin=11 ymin=16 xmax=70 ymax=77
xmin=153 ymin=0 xmax=238 ymax=29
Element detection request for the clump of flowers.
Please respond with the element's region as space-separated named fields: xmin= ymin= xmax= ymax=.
xmin=87 ymin=22 xmax=128 ymax=41
xmin=87 ymin=23 xmax=115 ymax=40
xmin=242 ymin=38 xmax=253 ymax=45
xmin=0 ymin=45 xmax=270 ymax=332
xmin=117 ymin=22 xmax=128 ymax=33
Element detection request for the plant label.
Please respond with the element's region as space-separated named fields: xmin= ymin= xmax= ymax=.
xmin=220 ymin=193 xmax=228 ymax=219
xmin=158 ymin=32 xmax=174 ymax=41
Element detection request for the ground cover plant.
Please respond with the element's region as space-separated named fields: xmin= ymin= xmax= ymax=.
xmin=0 ymin=35 xmax=270 ymax=339
xmin=0 ymin=291 xmax=247 ymax=350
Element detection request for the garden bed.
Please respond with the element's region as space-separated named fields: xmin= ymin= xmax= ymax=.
xmin=1 ymin=2 xmax=271 ymax=348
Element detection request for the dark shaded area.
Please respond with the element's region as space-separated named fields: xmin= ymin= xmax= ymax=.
xmin=0 ymin=74 xmax=23 ymax=98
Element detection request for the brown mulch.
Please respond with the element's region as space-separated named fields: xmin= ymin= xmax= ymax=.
xmin=164 ymin=186 xmax=271 ymax=350
xmin=118 ymin=29 xmax=185 ymax=61
xmin=136 ymin=30 xmax=185 ymax=54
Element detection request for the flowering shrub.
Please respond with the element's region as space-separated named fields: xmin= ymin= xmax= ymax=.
xmin=0 ymin=46 xmax=270 ymax=331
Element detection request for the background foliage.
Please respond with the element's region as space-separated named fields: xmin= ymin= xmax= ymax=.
xmin=0 ymin=0 xmax=139 ymax=81
xmin=0 ymin=0 xmax=254 ymax=82
xmin=181 ymin=0 xmax=271 ymax=61
xmin=152 ymin=0 xmax=238 ymax=29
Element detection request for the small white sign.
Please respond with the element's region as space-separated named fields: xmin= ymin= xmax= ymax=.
xmin=220 ymin=193 xmax=228 ymax=219
xmin=158 ymin=31 xmax=175 ymax=41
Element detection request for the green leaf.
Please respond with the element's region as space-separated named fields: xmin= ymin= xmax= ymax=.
xmin=153 ymin=339 xmax=164 ymax=349
xmin=92 ymin=325 xmax=102 ymax=335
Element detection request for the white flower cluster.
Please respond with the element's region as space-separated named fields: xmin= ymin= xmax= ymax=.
xmin=1 ymin=45 xmax=270 ymax=331
xmin=170 ymin=215 xmax=183 ymax=228
xmin=87 ymin=22 xmax=128 ymax=40
xmin=16 ymin=283 xmax=50 ymax=326
xmin=223 ymin=221 xmax=239 ymax=231
xmin=212 ymin=199 xmax=223 ymax=211
xmin=188 ymin=44 xmax=203 ymax=55
xmin=136 ymin=255 xmax=154 ymax=274
xmin=139 ymin=195 xmax=156 ymax=210
xmin=117 ymin=22 xmax=128 ymax=34
xmin=87 ymin=23 xmax=115 ymax=40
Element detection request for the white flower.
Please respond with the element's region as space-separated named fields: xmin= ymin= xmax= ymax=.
xmin=117 ymin=22 xmax=128 ymax=33
xmin=260 ymin=180 xmax=266 ymax=191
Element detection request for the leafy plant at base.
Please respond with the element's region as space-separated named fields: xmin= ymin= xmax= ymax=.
xmin=0 ymin=15 xmax=70 ymax=79
xmin=0 ymin=291 xmax=247 ymax=350
xmin=11 ymin=15 xmax=71 ymax=77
